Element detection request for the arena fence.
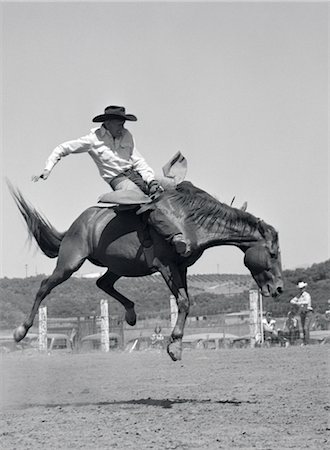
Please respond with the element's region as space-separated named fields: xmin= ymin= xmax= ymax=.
xmin=35 ymin=291 xmax=264 ymax=352
xmin=36 ymin=300 xmax=124 ymax=352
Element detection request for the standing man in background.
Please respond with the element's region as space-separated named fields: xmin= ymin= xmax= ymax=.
xmin=290 ymin=281 xmax=313 ymax=345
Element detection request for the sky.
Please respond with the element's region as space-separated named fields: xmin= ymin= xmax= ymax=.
xmin=0 ymin=1 xmax=329 ymax=279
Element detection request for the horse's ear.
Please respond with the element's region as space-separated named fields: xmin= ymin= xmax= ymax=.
xmin=257 ymin=219 xmax=267 ymax=236
xmin=240 ymin=201 xmax=248 ymax=211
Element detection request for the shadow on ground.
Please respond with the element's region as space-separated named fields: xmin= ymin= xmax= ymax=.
xmin=11 ymin=397 xmax=258 ymax=410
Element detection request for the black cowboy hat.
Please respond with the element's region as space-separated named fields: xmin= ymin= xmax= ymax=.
xmin=92 ymin=105 xmax=137 ymax=123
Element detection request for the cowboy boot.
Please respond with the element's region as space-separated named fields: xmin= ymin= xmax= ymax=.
xmin=172 ymin=234 xmax=191 ymax=256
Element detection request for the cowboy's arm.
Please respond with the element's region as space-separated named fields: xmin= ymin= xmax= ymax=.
xmin=32 ymin=133 xmax=94 ymax=181
xmin=131 ymin=146 xmax=164 ymax=195
xmin=290 ymin=294 xmax=310 ymax=311
xmin=290 ymin=296 xmax=298 ymax=305
xmin=290 ymin=296 xmax=305 ymax=306
xmin=131 ymin=148 xmax=164 ymax=195
xmin=130 ymin=144 xmax=155 ymax=185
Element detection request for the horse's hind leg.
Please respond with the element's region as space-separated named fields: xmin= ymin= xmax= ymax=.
xmin=96 ymin=270 xmax=136 ymax=326
xmin=14 ymin=240 xmax=87 ymax=342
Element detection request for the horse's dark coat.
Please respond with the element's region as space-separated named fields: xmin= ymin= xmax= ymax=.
xmin=9 ymin=181 xmax=283 ymax=360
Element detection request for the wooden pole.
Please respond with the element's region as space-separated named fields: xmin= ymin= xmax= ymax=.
xmin=249 ymin=290 xmax=259 ymax=347
xmin=100 ymin=299 xmax=109 ymax=352
xmin=259 ymin=291 xmax=264 ymax=344
xmin=222 ymin=313 xmax=226 ymax=347
xmin=170 ymin=295 xmax=178 ymax=330
xmin=38 ymin=306 xmax=47 ymax=352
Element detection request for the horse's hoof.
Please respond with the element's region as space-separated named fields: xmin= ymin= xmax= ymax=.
xmin=167 ymin=340 xmax=182 ymax=361
xmin=125 ymin=308 xmax=136 ymax=326
xmin=13 ymin=325 xmax=28 ymax=342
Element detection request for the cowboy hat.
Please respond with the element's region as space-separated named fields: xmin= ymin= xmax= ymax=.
xmin=92 ymin=105 xmax=137 ymax=123
xmin=297 ymin=281 xmax=308 ymax=289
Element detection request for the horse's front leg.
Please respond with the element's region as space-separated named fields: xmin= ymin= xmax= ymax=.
xmin=157 ymin=262 xmax=189 ymax=361
xmin=168 ymin=286 xmax=190 ymax=361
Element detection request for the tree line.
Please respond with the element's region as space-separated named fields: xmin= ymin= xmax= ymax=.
xmin=0 ymin=259 xmax=329 ymax=328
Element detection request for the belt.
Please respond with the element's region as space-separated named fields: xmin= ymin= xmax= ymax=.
xmin=109 ymin=169 xmax=134 ymax=189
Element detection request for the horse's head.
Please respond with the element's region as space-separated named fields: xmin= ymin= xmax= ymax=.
xmin=243 ymin=221 xmax=283 ymax=298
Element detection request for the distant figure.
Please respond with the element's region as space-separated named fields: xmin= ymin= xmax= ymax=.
xmin=151 ymin=325 xmax=164 ymax=348
xmin=262 ymin=312 xmax=285 ymax=346
xmin=290 ymin=281 xmax=313 ymax=345
xmin=282 ymin=311 xmax=300 ymax=346
xmin=69 ymin=328 xmax=77 ymax=350
xmin=262 ymin=312 xmax=278 ymax=343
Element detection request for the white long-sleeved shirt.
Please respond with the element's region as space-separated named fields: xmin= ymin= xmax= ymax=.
xmin=262 ymin=318 xmax=276 ymax=333
xmin=290 ymin=291 xmax=312 ymax=311
xmin=44 ymin=125 xmax=155 ymax=184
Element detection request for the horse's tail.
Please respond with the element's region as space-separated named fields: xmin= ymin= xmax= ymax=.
xmin=7 ymin=182 xmax=65 ymax=258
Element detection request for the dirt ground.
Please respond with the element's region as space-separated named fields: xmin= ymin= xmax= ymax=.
xmin=1 ymin=345 xmax=329 ymax=449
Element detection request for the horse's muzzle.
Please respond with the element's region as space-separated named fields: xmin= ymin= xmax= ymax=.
xmin=276 ymin=286 xmax=283 ymax=295
xmin=271 ymin=285 xmax=283 ymax=299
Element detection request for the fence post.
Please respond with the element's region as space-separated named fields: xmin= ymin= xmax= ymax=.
xmin=249 ymin=290 xmax=259 ymax=347
xmin=259 ymin=291 xmax=264 ymax=345
xmin=38 ymin=306 xmax=47 ymax=352
xmin=100 ymin=299 xmax=110 ymax=352
xmin=170 ymin=295 xmax=178 ymax=329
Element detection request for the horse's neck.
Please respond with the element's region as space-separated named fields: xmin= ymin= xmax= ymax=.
xmin=180 ymin=196 xmax=263 ymax=250
xmin=195 ymin=216 xmax=261 ymax=250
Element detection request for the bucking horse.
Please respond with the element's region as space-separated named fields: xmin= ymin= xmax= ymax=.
xmin=9 ymin=180 xmax=283 ymax=360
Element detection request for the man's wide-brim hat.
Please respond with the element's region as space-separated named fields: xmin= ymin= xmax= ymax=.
xmin=93 ymin=105 xmax=137 ymax=123
xmin=297 ymin=281 xmax=308 ymax=289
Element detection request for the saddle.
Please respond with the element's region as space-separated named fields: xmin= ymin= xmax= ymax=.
xmin=97 ymin=189 xmax=151 ymax=207
xmin=96 ymin=151 xmax=187 ymax=209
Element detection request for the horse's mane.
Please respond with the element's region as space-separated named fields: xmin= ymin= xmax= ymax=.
xmin=168 ymin=181 xmax=274 ymax=238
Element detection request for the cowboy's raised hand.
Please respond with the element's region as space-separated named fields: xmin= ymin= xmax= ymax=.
xmin=32 ymin=169 xmax=50 ymax=182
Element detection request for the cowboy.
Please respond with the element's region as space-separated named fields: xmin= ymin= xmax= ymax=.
xmin=290 ymin=281 xmax=313 ymax=345
xmin=32 ymin=105 xmax=189 ymax=256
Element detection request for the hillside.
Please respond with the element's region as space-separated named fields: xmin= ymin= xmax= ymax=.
xmin=0 ymin=260 xmax=329 ymax=328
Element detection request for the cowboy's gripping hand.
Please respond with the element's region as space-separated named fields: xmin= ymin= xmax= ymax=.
xmin=148 ymin=180 xmax=164 ymax=196
xmin=32 ymin=169 xmax=50 ymax=182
